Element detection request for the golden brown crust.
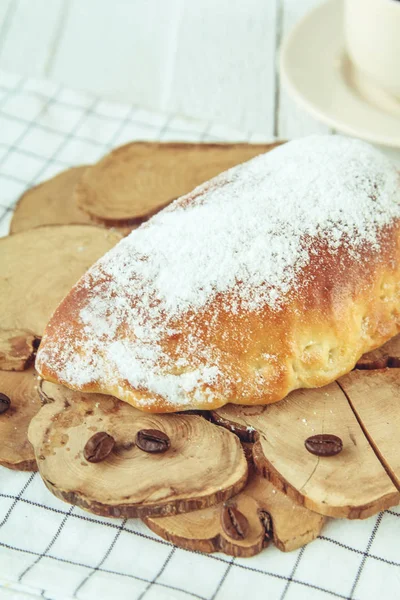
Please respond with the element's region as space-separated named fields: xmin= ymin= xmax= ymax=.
xmin=36 ymin=138 xmax=400 ymax=412
xmin=38 ymin=223 xmax=400 ymax=412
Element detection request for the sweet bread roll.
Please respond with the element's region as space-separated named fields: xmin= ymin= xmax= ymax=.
xmin=36 ymin=136 xmax=400 ymax=412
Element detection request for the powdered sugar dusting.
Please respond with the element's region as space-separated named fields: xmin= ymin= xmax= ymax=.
xmin=37 ymin=136 xmax=400 ymax=407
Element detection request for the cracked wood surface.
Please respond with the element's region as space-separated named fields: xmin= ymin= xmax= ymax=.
xmin=211 ymin=335 xmax=400 ymax=519
xmin=28 ymin=382 xmax=248 ymax=518
xmin=144 ymin=466 xmax=325 ymax=556
xmin=339 ymin=370 xmax=400 ymax=489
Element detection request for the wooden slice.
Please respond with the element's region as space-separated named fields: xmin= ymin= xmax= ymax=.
xmin=0 ymin=225 xmax=122 ymax=367
xmin=339 ymin=370 xmax=400 ymax=488
xmin=0 ymin=329 xmax=38 ymax=371
xmin=144 ymin=468 xmax=325 ymax=557
xmin=28 ymin=382 xmax=248 ymax=518
xmin=10 ymin=167 xmax=94 ymax=234
xmin=211 ymin=382 xmax=400 ymax=519
xmin=75 ymin=142 xmax=281 ymax=225
xmin=0 ymin=368 xmax=41 ymax=471
xmin=9 ymin=167 xmax=133 ymax=236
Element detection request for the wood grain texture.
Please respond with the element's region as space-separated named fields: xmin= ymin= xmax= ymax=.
xmin=75 ymin=142 xmax=281 ymax=224
xmin=144 ymin=468 xmax=325 ymax=556
xmin=213 ymin=382 xmax=400 ymax=519
xmin=10 ymin=167 xmax=93 ymax=233
xmin=0 ymin=329 xmax=37 ymax=371
xmin=10 ymin=166 xmax=133 ymax=236
xmin=29 ymin=382 xmax=248 ymax=518
xmin=0 ymin=225 xmax=122 ymax=337
xmin=0 ymin=368 xmax=41 ymax=471
xmin=339 ymin=370 xmax=400 ymax=488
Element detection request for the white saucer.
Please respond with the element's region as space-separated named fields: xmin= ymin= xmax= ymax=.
xmin=280 ymin=0 xmax=400 ymax=148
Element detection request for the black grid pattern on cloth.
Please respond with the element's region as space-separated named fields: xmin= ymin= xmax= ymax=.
xmin=0 ymin=72 xmax=250 ymax=235
xmin=0 ymin=69 xmax=399 ymax=600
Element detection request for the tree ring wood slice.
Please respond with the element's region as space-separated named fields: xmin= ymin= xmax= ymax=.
xmin=339 ymin=369 xmax=400 ymax=488
xmin=212 ymin=381 xmax=400 ymax=519
xmin=10 ymin=167 xmax=92 ymax=233
xmin=9 ymin=167 xmax=132 ymax=236
xmin=75 ymin=142 xmax=282 ymax=225
xmin=0 ymin=329 xmax=38 ymax=371
xmin=144 ymin=467 xmax=325 ymax=557
xmin=0 ymin=225 xmax=122 ymax=358
xmin=0 ymin=368 xmax=42 ymax=471
xmin=28 ymin=382 xmax=248 ymax=518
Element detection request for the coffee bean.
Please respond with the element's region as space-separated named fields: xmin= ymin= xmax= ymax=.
xmin=258 ymin=509 xmax=273 ymax=542
xmin=135 ymin=429 xmax=170 ymax=453
xmin=0 ymin=393 xmax=10 ymax=415
xmin=221 ymin=504 xmax=249 ymax=540
xmin=84 ymin=432 xmax=115 ymax=463
xmin=305 ymin=434 xmax=343 ymax=457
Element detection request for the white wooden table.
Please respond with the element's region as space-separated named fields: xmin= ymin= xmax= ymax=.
xmin=0 ymin=0 xmax=330 ymax=139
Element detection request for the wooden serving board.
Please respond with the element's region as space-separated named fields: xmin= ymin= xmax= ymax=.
xmin=211 ymin=336 xmax=400 ymax=520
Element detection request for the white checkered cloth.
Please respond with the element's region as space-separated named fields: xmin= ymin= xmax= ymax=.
xmin=0 ymin=70 xmax=399 ymax=600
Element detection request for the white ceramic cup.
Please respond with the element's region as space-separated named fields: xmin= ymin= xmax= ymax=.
xmin=344 ymin=0 xmax=400 ymax=99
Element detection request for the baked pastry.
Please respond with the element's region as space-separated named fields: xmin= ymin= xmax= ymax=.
xmin=36 ymin=136 xmax=400 ymax=412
